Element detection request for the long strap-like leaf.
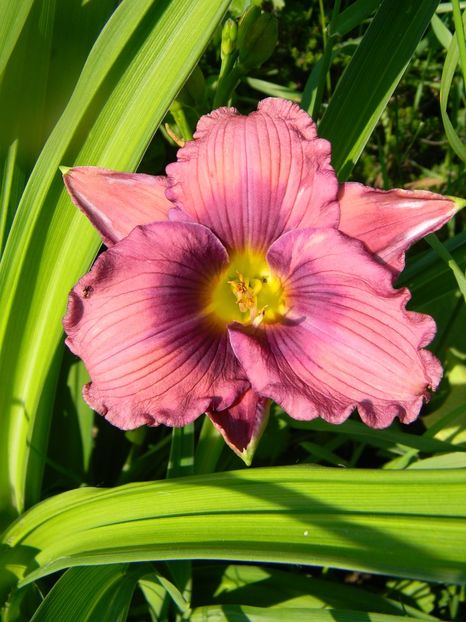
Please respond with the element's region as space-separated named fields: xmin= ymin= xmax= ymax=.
xmin=1 ymin=467 xmax=465 ymax=600
xmin=319 ymin=0 xmax=440 ymax=179
xmin=0 ymin=0 xmax=229 ymax=522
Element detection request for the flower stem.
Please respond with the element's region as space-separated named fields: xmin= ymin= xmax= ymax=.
xmin=169 ymin=100 xmax=193 ymax=141
xmin=213 ymin=65 xmax=243 ymax=108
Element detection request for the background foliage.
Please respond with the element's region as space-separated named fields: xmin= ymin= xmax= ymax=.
xmin=0 ymin=0 xmax=465 ymax=620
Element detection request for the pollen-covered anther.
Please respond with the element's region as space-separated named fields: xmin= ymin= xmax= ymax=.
xmin=207 ymin=252 xmax=285 ymax=326
xmin=228 ymin=272 xmax=255 ymax=311
xmin=228 ymin=272 xmax=270 ymax=326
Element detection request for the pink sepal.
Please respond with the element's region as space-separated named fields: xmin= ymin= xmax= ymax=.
xmin=338 ymin=182 xmax=457 ymax=274
xmin=208 ymin=389 xmax=271 ymax=465
xmin=63 ymin=166 xmax=171 ymax=246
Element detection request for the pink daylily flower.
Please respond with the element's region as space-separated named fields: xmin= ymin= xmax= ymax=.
xmin=63 ymin=98 xmax=457 ymax=463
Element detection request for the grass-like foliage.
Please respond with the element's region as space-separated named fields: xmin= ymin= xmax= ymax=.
xmin=0 ymin=1 xmax=465 ymax=620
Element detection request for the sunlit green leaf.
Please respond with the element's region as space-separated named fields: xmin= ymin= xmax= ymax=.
xmin=190 ymin=605 xmax=439 ymax=621
xmin=1 ymin=466 xmax=465 ymax=603
xmin=439 ymin=8 xmax=466 ymax=161
xmin=198 ymin=564 xmax=424 ymax=616
xmin=0 ymin=0 xmax=229 ymax=523
xmin=431 ymin=13 xmax=453 ymax=49
xmin=30 ymin=564 xmax=146 ymax=622
xmin=0 ymin=0 xmax=35 ymax=77
xmin=319 ymin=0 xmax=440 ymax=179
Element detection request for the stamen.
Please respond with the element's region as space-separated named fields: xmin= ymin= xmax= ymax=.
xmin=228 ymin=272 xmax=270 ymax=326
xmin=252 ymin=305 xmax=268 ymax=327
xmin=208 ymin=251 xmax=286 ymax=326
xmin=164 ymin=123 xmax=185 ymax=147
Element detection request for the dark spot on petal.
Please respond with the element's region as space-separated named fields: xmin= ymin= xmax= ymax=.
xmin=64 ymin=290 xmax=84 ymax=327
xmin=142 ymin=413 xmax=156 ymax=426
xmin=82 ymin=285 xmax=94 ymax=298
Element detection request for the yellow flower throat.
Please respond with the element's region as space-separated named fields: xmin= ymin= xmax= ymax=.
xmin=207 ymin=251 xmax=286 ymax=326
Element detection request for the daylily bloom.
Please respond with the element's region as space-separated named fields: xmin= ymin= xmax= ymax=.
xmin=63 ymin=98 xmax=457 ymax=463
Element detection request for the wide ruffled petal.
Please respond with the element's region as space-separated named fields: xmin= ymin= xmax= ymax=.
xmin=208 ymin=389 xmax=271 ymax=465
xmin=64 ymin=221 xmax=249 ymax=429
xmin=165 ymin=98 xmax=339 ymax=252
xmin=63 ymin=166 xmax=172 ymax=247
xmin=338 ymin=182 xmax=457 ymax=274
xmin=229 ymin=228 xmax=442 ymax=428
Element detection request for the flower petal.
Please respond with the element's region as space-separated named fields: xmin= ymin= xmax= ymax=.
xmin=338 ymin=182 xmax=457 ymax=274
xmin=208 ymin=389 xmax=271 ymax=465
xmin=165 ymin=97 xmax=339 ymax=252
xmin=229 ymin=228 xmax=442 ymax=428
xmin=64 ymin=221 xmax=248 ymax=429
xmin=63 ymin=166 xmax=172 ymax=246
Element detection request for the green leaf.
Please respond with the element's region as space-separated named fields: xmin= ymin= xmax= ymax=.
xmin=245 ymin=77 xmax=301 ymax=101
xmin=139 ymin=574 xmax=168 ymax=621
xmin=0 ymin=0 xmax=35 ymax=77
xmin=439 ymin=8 xmax=466 ymax=161
xmin=197 ymin=564 xmax=426 ymax=616
xmin=330 ymin=0 xmax=381 ymax=37
xmin=426 ymin=234 xmax=466 ymax=301
xmin=400 ymin=232 xmax=466 ymax=292
xmin=190 ymin=605 xmax=439 ymax=622
xmin=289 ymin=417 xmax=466 ymax=456
xmin=1 ymin=0 xmax=57 ymax=239
xmin=431 ymin=13 xmax=453 ymax=49
xmin=1 ymin=466 xmax=465 ymax=603
xmin=302 ymin=0 xmax=341 ymax=118
xmin=0 ymin=0 xmax=230 ymax=523
xmin=319 ymin=0 xmax=440 ymax=179
xmin=0 ymin=140 xmax=20 ymax=255
xmin=0 ymin=0 xmax=116 ymax=252
xmin=166 ymin=424 xmax=194 ymax=612
xmin=153 ymin=572 xmax=191 ymax=617
xmin=452 ymin=0 xmax=466 ymax=84
xmin=29 ymin=564 xmax=147 ymax=622
xmin=408 ymin=452 xmax=466 ymax=469
xmin=167 ymin=425 xmax=194 ymax=479
xmin=43 ymin=354 xmax=94 ymax=489
xmin=437 ymin=1 xmax=466 ymax=12
xmin=300 ymin=441 xmax=350 ymax=467
xmin=195 ymin=418 xmax=226 ymax=475
xmin=302 ymin=55 xmax=327 ymax=117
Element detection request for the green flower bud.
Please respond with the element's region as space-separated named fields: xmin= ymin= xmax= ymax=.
xmin=237 ymin=7 xmax=278 ymax=71
xmin=221 ymin=18 xmax=238 ymax=59
xmin=237 ymin=5 xmax=261 ymax=45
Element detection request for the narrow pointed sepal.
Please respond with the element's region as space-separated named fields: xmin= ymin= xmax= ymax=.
xmin=208 ymin=389 xmax=271 ymax=465
xmin=338 ymin=182 xmax=458 ymax=274
xmin=63 ymin=166 xmax=172 ymax=246
xmin=449 ymin=195 xmax=466 ymax=211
